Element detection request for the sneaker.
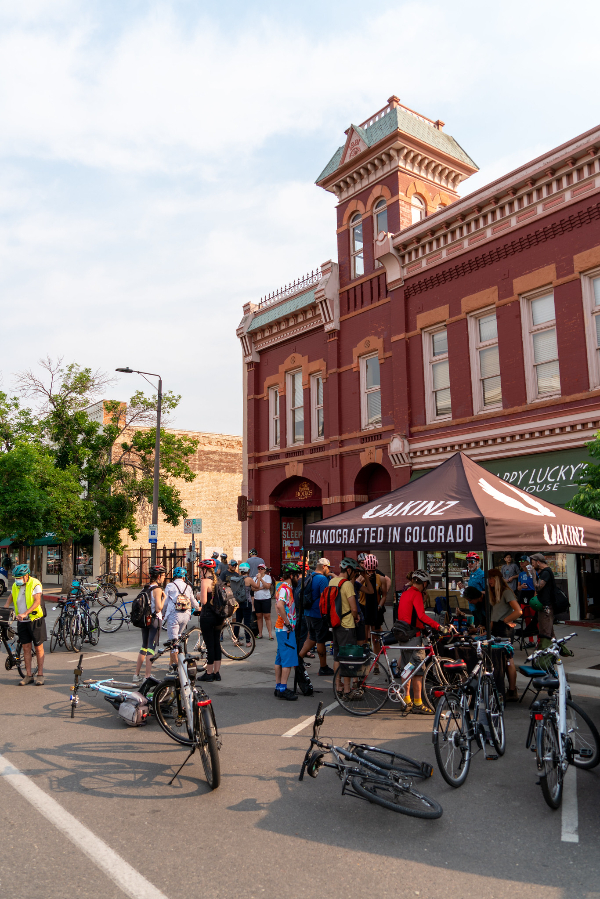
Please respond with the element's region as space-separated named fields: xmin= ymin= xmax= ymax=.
xmin=505 ymin=689 xmax=519 ymax=702
xmin=19 ymin=676 xmax=34 ymax=686
xmin=35 ymin=676 xmax=45 ymax=686
xmin=277 ymin=688 xmax=298 ymax=701
xmin=411 ymin=703 xmax=434 ymax=715
xmin=213 ymin=672 xmax=222 ymax=682
xmin=132 ymin=674 xmax=143 ymax=684
xmin=318 ymin=666 xmax=334 ymax=676
xmin=199 ymin=672 xmax=215 ymax=682
xmin=344 ymin=689 xmax=364 ymax=701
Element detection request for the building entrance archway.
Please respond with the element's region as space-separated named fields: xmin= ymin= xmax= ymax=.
xmin=354 ymin=463 xmax=391 ymax=502
xmin=270 ymin=476 xmax=323 ymax=572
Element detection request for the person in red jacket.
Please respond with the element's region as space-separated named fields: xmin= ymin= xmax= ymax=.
xmin=396 ymin=570 xmax=452 ymax=714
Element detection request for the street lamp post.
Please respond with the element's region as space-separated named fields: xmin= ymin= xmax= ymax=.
xmin=116 ymin=367 xmax=163 ymax=567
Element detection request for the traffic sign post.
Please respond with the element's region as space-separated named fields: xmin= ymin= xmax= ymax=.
xmin=183 ymin=515 xmax=201 ymax=582
xmin=148 ymin=524 xmax=158 ymax=544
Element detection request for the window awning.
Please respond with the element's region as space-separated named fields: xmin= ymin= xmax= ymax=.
xmin=33 ymin=535 xmax=60 ymax=546
xmin=0 ymin=538 xmax=13 ymax=547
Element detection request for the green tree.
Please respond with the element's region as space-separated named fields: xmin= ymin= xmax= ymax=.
xmin=567 ymin=436 xmax=600 ymax=519
xmin=17 ymin=358 xmax=198 ymax=590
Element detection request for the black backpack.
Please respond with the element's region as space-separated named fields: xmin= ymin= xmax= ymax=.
xmin=130 ymin=586 xmax=153 ymax=628
xmin=300 ymin=571 xmax=315 ymax=610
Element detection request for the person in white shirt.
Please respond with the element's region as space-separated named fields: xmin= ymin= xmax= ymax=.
xmin=253 ymin=563 xmax=274 ymax=639
xmin=161 ymin=566 xmax=200 ymax=667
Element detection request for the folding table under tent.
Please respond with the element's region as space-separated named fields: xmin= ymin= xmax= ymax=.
xmin=302 ymin=452 xmax=600 ymax=633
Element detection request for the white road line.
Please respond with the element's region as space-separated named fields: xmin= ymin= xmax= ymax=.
xmin=0 ymin=754 xmax=169 ymax=899
xmin=561 ymin=764 xmax=579 ymax=843
xmin=282 ymin=701 xmax=339 ymax=738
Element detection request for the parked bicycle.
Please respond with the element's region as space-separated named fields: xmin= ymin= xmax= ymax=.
xmin=432 ymin=635 xmax=508 ymax=787
xmin=183 ymin=610 xmax=255 ymax=661
xmin=332 ymin=626 xmax=464 ymax=717
xmin=524 ymin=633 xmax=600 ymax=809
xmin=70 ymin=575 xmax=118 ymax=608
xmin=0 ymin=607 xmax=39 ymax=678
xmin=96 ymin=592 xmax=135 ymax=633
xmin=50 ymin=595 xmax=99 ymax=652
xmin=299 ymin=701 xmax=442 ymax=818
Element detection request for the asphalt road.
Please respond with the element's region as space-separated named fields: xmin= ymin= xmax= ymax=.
xmin=1 ymin=604 xmax=599 ymax=899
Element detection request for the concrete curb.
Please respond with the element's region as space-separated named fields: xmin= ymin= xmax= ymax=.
xmin=567 ymin=668 xmax=600 ymax=687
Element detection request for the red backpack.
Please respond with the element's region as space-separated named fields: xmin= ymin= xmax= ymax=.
xmin=319 ymin=577 xmax=353 ymax=628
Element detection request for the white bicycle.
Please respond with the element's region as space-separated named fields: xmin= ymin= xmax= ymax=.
xmin=525 ymin=633 xmax=600 ymax=809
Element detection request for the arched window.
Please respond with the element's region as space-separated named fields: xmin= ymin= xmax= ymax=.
xmin=411 ymin=194 xmax=426 ymax=225
xmin=350 ymin=213 xmax=364 ymax=278
xmin=373 ymin=199 xmax=387 ymax=270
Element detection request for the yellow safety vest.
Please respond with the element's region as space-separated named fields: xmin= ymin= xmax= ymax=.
xmin=12 ymin=577 xmax=43 ymax=621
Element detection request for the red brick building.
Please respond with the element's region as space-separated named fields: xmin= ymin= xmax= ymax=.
xmin=237 ymin=96 xmax=600 ymax=619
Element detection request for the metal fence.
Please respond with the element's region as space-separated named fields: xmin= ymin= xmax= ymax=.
xmin=120 ymin=546 xmax=191 ymax=585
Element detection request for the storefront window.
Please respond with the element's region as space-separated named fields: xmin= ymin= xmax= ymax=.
xmin=425 ymin=551 xmax=471 ymax=588
xmin=46 ymin=545 xmax=62 ymax=576
xmin=75 ymin=538 xmax=94 ymax=577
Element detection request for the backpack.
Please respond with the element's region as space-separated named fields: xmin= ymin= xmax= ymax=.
xmin=319 ymin=578 xmax=353 ymax=629
xmin=229 ymin=573 xmax=248 ymax=604
xmin=299 ymin=571 xmax=315 ymax=610
xmin=212 ymin=584 xmax=238 ymax=621
xmin=174 ymin=582 xmax=192 ymax=612
xmin=130 ymin=586 xmax=153 ymax=628
xmin=553 ymin=584 xmax=570 ymax=619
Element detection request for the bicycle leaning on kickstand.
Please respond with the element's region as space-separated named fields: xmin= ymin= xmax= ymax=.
xmin=299 ymin=701 xmax=443 ymax=818
xmin=525 ymin=633 xmax=600 ymax=810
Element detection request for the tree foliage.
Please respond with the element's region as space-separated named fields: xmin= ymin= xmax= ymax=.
xmin=566 ymin=435 xmax=600 ymax=519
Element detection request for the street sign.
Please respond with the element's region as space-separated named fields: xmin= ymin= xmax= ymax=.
xmin=183 ymin=518 xmax=202 ymax=534
xmin=148 ymin=524 xmax=158 ymax=544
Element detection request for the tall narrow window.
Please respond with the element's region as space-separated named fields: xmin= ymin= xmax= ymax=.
xmin=269 ymin=387 xmax=280 ymax=449
xmin=360 ymin=354 xmax=382 ymax=429
xmin=287 ymin=371 xmax=304 ymax=445
xmin=521 ymin=292 xmax=560 ymax=400
xmin=373 ymin=199 xmax=387 ymax=268
xmin=411 ymin=195 xmax=426 ymax=225
xmin=470 ymin=311 xmax=502 ymax=412
xmin=424 ymin=327 xmax=451 ymax=421
xmin=583 ymin=271 xmax=600 ymax=388
xmin=311 ymin=374 xmax=324 ymax=441
xmin=350 ymin=213 xmax=364 ymax=278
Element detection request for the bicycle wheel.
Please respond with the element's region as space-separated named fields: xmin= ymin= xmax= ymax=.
xmin=87 ymin=611 xmax=100 ymax=646
xmin=484 ymin=678 xmax=506 ymax=756
xmin=433 ymin=693 xmax=471 ymax=788
xmin=49 ymin=617 xmax=63 ymax=653
xmin=69 ymin=615 xmax=84 ymax=653
xmin=183 ymin=626 xmax=207 ymax=658
xmin=352 ymin=746 xmax=428 ymax=778
xmin=97 ymin=604 xmax=125 ymax=634
xmin=220 ymin=622 xmax=255 ymax=660
xmin=196 ymin=699 xmax=221 ymax=789
xmin=16 ymin=643 xmax=39 ymax=679
xmin=62 ymin=612 xmax=74 ymax=651
xmin=97 ymin=585 xmax=118 ymax=607
xmin=424 ymin=657 xmax=466 ymax=709
xmin=153 ymin=681 xmax=195 ymax=746
xmin=566 ymin=699 xmax=600 ymax=769
xmin=350 ymin=775 xmax=442 ymax=819
xmin=333 ymin=662 xmax=390 ymax=716
xmin=537 ymin=713 xmax=563 ymax=809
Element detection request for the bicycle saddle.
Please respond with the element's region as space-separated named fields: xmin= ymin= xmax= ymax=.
xmin=381 ymin=631 xmax=398 ymax=646
xmin=532 ymin=675 xmax=560 ymax=691
xmin=443 ymin=660 xmax=467 ymax=669
xmin=116 ymin=591 xmax=128 ymax=598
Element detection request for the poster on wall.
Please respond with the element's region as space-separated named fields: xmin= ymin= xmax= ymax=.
xmin=282 ymin=517 xmax=303 ymax=562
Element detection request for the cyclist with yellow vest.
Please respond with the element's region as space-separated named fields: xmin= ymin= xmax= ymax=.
xmin=3 ymin=563 xmax=46 ymax=685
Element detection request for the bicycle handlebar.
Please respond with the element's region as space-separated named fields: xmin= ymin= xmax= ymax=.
xmin=526 ymin=632 xmax=577 ymax=663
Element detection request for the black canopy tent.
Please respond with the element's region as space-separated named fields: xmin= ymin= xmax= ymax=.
xmin=300 ymin=453 xmax=600 ymax=636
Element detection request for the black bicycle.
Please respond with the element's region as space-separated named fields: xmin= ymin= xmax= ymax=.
xmin=0 ymin=608 xmax=39 ymax=678
xmin=432 ymin=635 xmax=507 ymax=787
xmin=299 ymin=702 xmax=442 ymax=818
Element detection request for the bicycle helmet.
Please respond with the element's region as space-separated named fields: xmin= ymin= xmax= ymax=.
xmin=239 ymin=562 xmax=251 ymax=573
xmin=281 ymin=562 xmax=301 ymax=577
xmin=357 ymin=553 xmax=366 ymax=563
xmin=411 ymin=569 xmax=431 ymax=585
xmin=362 ymin=554 xmax=378 ymax=572
xmin=220 ymin=553 xmax=227 ymax=559
xmin=149 ymin=564 xmax=166 ymax=579
xmin=12 ymin=563 xmax=30 ymax=578
xmin=340 ymin=557 xmax=358 ymax=573
xmin=229 ymin=559 xmax=238 ymax=567
xmin=200 ymin=559 xmax=216 ymax=569
xmin=211 ymin=551 xmax=219 ymax=560
xmin=249 ymin=548 xmax=258 ymax=556
xmin=465 ymin=552 xmax=480 ymax=562
xmin=173 ymin=566 xmax=187 ymax=579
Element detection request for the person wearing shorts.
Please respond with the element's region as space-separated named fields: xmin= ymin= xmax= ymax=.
xmin=274 ymin=563 xmax=300 ymax=701
xmin=253 ymin=563 xmax=273 ymax=639
xmin=5 ymin=563 xmax=46 ymax=685
xmin=134 ymin=565 xmax=166 ymax=683
xmin=299 ymin=558 xmax=333 ymax=675
xmin=163 ymin=567 xmax=200 ymax=667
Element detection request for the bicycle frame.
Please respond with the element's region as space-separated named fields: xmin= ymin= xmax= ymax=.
xmin=525 ymin=635 xmax=576 ymax=773
xmin=357 ymin=633 xmax=447 ymax=708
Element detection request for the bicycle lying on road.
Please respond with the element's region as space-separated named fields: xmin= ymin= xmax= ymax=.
xmin=0 ymin=608 xmax=39 ymax=678
xmin=333 ymin=626 xmax=464 ymax=717
xmin=524 ymin=633 xmax=600 ymax=809
xmin=432 ymin=635 xmax=509 ymax=787
xmin=299 ymin=701 xmax=442 ymax=818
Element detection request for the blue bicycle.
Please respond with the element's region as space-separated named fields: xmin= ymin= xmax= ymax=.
xmin=96 ymin=591 xmax=132 ymax=633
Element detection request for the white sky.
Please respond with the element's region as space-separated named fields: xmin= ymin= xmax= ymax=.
xmin=1 ymin=0 xmax=599 ymax=434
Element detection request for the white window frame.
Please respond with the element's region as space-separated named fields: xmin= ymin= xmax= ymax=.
xmin=468 ymin=307 xmax=502 ymax=414
xmin=411 ymin=194 xmax=426 ymax=225
xmin=268 ymin=386 xmax=280 ymax=449
xmin=310 ymin=373 xmax=324 ymax=442
xmin=350 ymin=213 xmax=364 ymax=279
xmin=286 ymin=370 xmax=304 ymax=446
xmin=359 ymin=353 xmax=382 ymax=431
xmin=423 ymin=324 xmax=452 ymax=423
xmin=520 ymin=288 xmax=561 ymax=403
xmin=373 ymin=198 xmax=387 ymax=269
xmin=582 ymin=266 xmax=600 ymax=389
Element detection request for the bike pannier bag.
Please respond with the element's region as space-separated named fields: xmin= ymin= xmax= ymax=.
xmin=338 ymin=644 xmax=371 ymax=677
xmin=118 ymin=692 xmax=150 ymax=726
xmin=130 ymin=587 xmax=153 ymax=628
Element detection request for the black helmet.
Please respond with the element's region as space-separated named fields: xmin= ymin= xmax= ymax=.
xmin=249 ymin=548 xmax=258 ymax=556
xmin=149 ymin=564 xmax=166 ymax=580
